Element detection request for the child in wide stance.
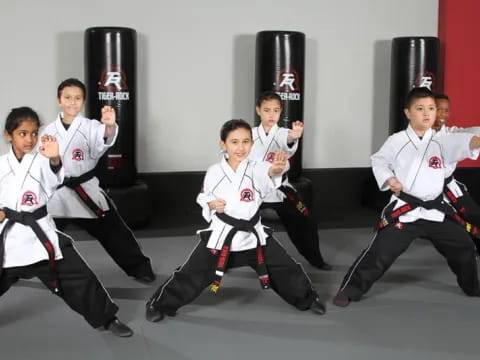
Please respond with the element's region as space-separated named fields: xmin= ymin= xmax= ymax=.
xmin=333 ymin=87 xmax=480 ymax=307
xmin=42 ymin=78 xmax=155 ymax=283
xmin=146 ymin=119 xmax=325 ymax=322
xmin=0 ymin=107 xmax=132 ymax=337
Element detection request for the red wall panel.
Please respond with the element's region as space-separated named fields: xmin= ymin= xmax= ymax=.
xmin=439 ymin=0 xmax=480 ymax=166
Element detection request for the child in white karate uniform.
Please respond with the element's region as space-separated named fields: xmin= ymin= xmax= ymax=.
xmin=146 ymin=119 xmax=325 ymax=322
xmin=333 ymin=88 xmax=480 ymax=307
xmin=0 ymin=107 xmax=132 ymax=337
xmin=42 ymin=78 xmax=155 ymax=283
xmin=250 ymin=91 xmax=331 ymax=270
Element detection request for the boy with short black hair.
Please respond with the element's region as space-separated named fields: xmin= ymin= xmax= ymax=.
xmin=333 ymin=87 xmax=480 ymax=307
xmin=42 ymin=78 xmax=155 ymax=283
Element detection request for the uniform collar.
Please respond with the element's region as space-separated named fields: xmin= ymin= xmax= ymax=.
xmin=220 ymin=157 xmax=250 ymax=188
xmin=406 ymin=124 xmax=433 ymax=148
xmin=55 ymin=112 xmax=83 ymax=157
xmin=257 ymin=124 xmax=278 ymax=144
xmin=7 ymin=146 xmax=37 ymax=177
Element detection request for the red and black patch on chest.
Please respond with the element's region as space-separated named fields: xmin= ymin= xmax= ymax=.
xmin=240 ymin=188 xmax=254 ymax=202
xmin=265 ymin=152 xmax=275 ymax=163
xmin=21 ymin=191 xmax=39 ymax=206
xmin=72 ymin=148 xmax=84 ymax=161
xmin=428 ymin=156 xmax=442 ymax=169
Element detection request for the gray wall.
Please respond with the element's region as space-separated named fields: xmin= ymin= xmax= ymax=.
xmin=0 ymin=0 xmax=438 ymax=171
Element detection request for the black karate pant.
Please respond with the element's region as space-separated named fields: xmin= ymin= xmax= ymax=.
xmin=148 ymin=234 xmax=317 ymax=315
xmin=0 ymin=234 xmax=118 ymax=328
xmin=263 ymin=198 xmax=327 ymax=267
xmin=54 ymin=197 xmax=154 ymax=279
xmin=338 ymin=218 xmax=480 ymax=301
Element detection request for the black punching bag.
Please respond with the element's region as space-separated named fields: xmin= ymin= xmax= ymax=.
xmin=389 ymin=37 xmax=439 ymax=134
xmin=85 ymin=27 xmax=137 ymax=187
xmin=255 ymin=31 xmax=305 ymax=181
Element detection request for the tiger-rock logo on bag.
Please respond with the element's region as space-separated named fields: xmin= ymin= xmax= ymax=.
xmin=97 ymin=68 xmax=130 ymax=101
xmin=274 ymin=69 xmax=301 ymax=101
xmin=414 ymin=71 xmax=436 ymax=91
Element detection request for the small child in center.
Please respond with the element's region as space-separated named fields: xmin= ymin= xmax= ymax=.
xmin=146 ymin=119 xmax=326 ymax=322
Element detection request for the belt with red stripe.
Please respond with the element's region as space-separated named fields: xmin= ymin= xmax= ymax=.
xmin=378 ymin=191 xmax=480 ymax=237
xmin=278 ymin=185 xmax=309 ymax=216
xmin=58 ymin=169 xmax=104 ymax=217
xmin=211 ymin=210 xmax=269 ymax=292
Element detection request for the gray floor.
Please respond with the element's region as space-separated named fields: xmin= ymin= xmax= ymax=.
xmin=1 ymin=227 xmax=479 ymax=360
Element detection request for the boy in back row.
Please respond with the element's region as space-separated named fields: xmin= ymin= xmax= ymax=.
xmin=250 ymin=91 xmax=331 ymax=270
xmin=433 ymin=93 xmax=480 ymax=254
xmin=333 ymin=87 xmax=480 ymax=307
xmin=42 ymin=79 xmax=155 ymax=283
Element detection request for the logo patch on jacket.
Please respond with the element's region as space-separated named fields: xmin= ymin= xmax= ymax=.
xmin=72 ymin=148 xmax=84 ymax=161
xmin=428 ymin=156 xmax=442 ymax=169
xmin=265 ymin=152 xmax=275 ymax=163
xmin=21 ymin=191 xmax=39 ymax=206
xmin=240 ymin=188 xmax=254 ymax=202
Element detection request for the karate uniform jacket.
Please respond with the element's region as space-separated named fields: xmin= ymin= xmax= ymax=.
xmin=436 ymin=124 xmax=480 ymax=198
xmin=0 ymin=148 xmax=64 ymax=267
xmin=42 ymin=113 xmax=118 ymax=218
xmin=250 ymin=124 xmax=297 ymax=203
xmin=371 ymin=124 xmax=479 ymax=223
xmin=196 ymin=157 xmax=282 ymax=251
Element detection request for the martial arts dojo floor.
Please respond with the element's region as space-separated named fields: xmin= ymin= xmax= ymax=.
xmin=1 ymin=224 xmax=479 ymax=360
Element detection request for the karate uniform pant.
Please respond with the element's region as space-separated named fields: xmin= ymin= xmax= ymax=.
xmin=55 ymin=197 xmax=154 ymax=279
xmin=262 ymin=198 xmax=327 ymax=267
xmin=0 ymin=234 xmax=118 ymax=328
xmin=451 ymin=191 xmax=480 ymax=254
xmin=338 ymin=218 xmax=480 ymax=301
xmin=148 ymin=235 xmax=317 ymax=315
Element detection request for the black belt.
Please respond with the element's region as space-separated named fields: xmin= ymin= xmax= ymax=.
xmin=378 ymin=192 xmax=480 ymax=237
xmin=278 ymin=185 xmax=309 ymax=216
xmin=211 ymin=210 xmax=269 ymax=292
xmin=442 ymin=177 xmax=479 ymax=233
xmin=58 ymin=169 xmax=104 ymax=217
xmin=0 ymin=206 xmax=59 ymax=292
xmin=445 ymin=175 xmax=454 ymax=185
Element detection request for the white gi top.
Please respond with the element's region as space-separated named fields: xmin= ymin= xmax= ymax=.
xmin=371 ymin=124 xmax=479 ymax=223
xmin=42 ymin=113 xmax=118 ymax=218
xmin=0 ymin=148 xmax=64 ymax=267
xmin=250 ymin=124 xmax=298 ymax=203
xmin=196 ymin=157 xmax=282 ymax=251
xmin=436 ymin=124 xmax=480 ymax=197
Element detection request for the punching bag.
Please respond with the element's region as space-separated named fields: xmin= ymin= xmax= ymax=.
xmin=389 ymin=37 xmax=439 ymax=134
xmin=84 ymin=27 xmax=137 ymax=187
xmin=255 ymin=31 xmax=305 ymax=181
